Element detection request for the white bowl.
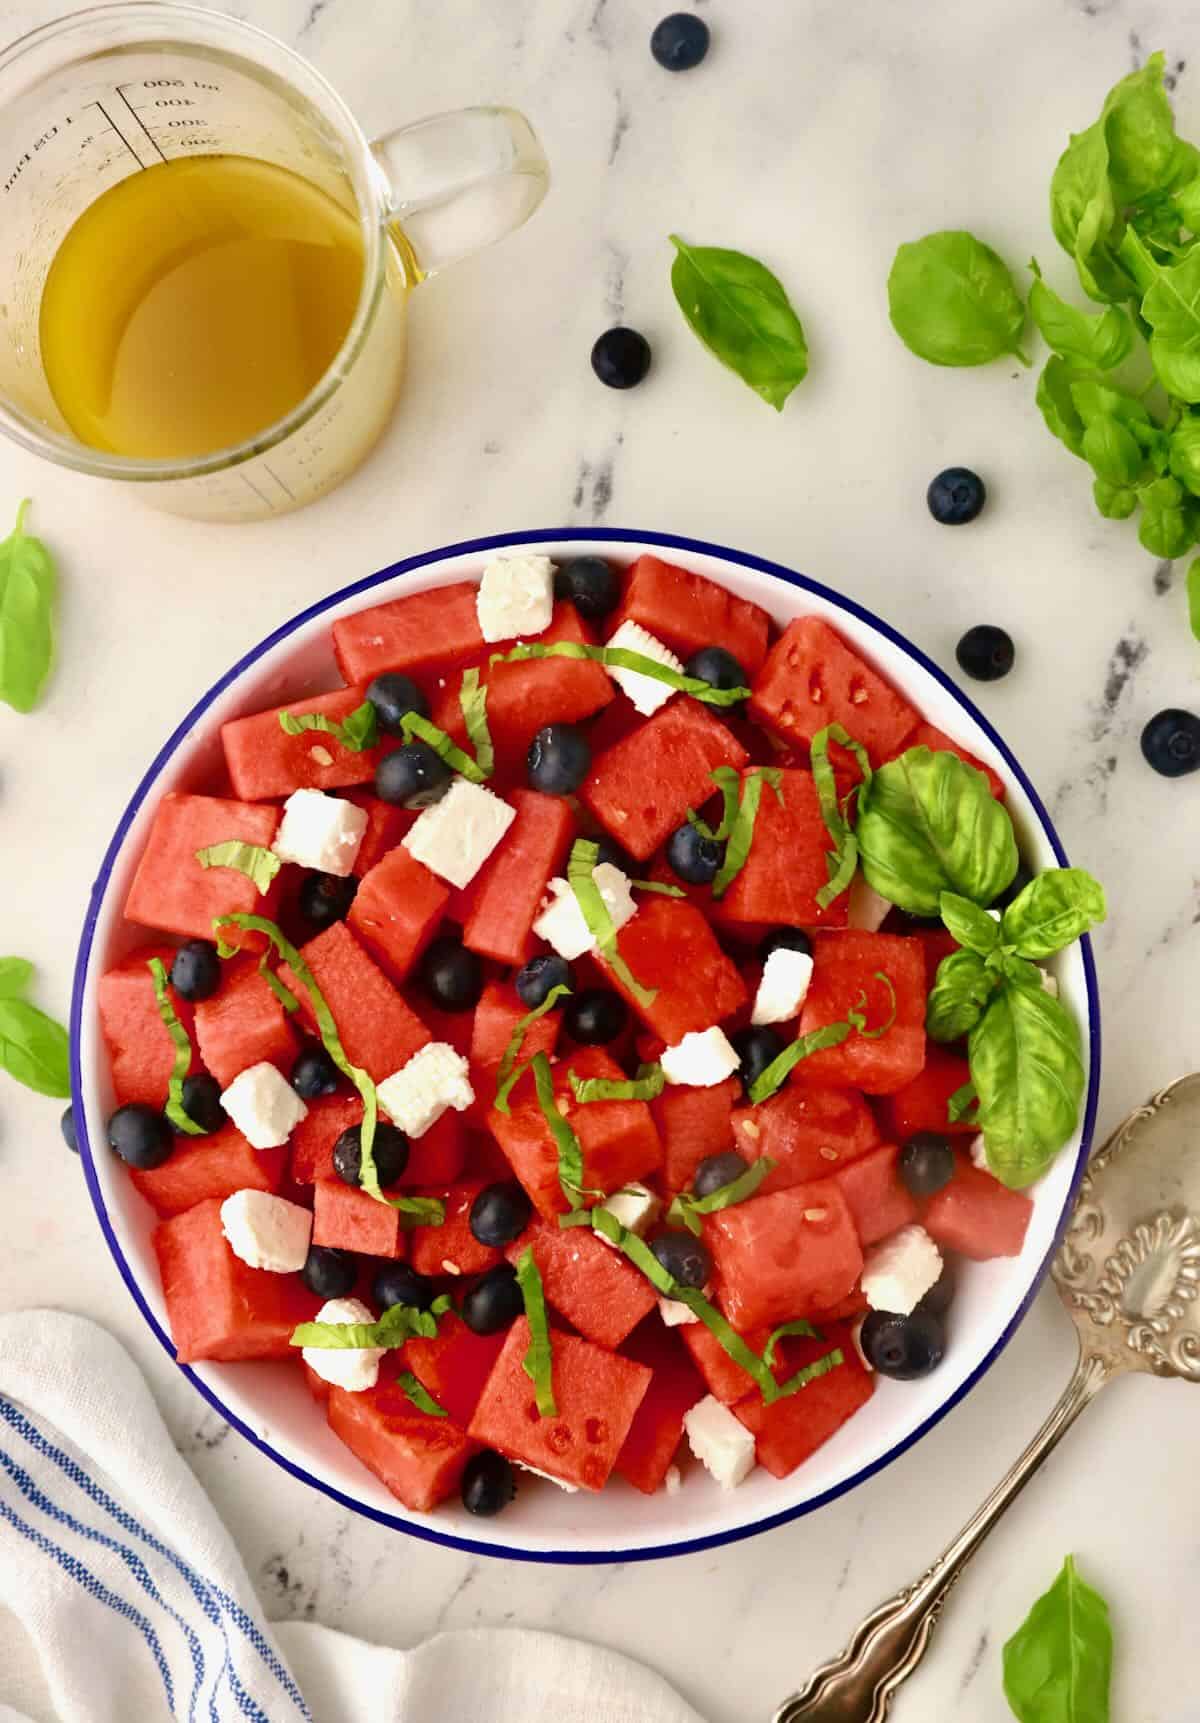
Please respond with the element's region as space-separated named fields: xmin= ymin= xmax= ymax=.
xmin=71 ymin=529 xmax=1101 ymax=1564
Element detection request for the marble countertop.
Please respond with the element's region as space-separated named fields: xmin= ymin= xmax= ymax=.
xmin=2 ymin=0 xmax=1199 ymax=1717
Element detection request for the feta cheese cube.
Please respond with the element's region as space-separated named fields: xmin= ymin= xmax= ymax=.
xmin=220 ymin=1189 xmax=313 ymax=1273
xmin=969 ymin=1134 xmax=990 ymax=1171
xmin=659 ymin=1295 xmax=700 ymax=1327
xmin=476 ymin=553 xmax=556 ymax=643
xmin=847 ymin=874 xmax=893 ymax=932
xmin=301 ymin=1297 xmax=384 ymax=1392
xmin=516 ymin=1461 xmax=579 ymax=1493
xmin=220 ymin=1061 xmax=309 ymax=1149
xmin=751 ymin=947 xmax=815 ymax=1026
xmin=605 ymin=619 xmax=684 ymax=716
xmin=683 ymin=1395 xmax=756 ymax=1489
xmin=597 ymin=1182 xmax=662 ymax=1240
xmin=271 ymin=788 xmax=368 ymax=877
xmin=377 ymin=1042 xmax=474 ymax=1138
xmin=531 ymin=864 xmax=637 ymax=961
xmin=661 ymin=1025 xmax=740 ymax=1088
xmin=862 ymin=1224 xmax=943 ymax=1316
xmin=402 ymin=777 xmax=515 ymax=889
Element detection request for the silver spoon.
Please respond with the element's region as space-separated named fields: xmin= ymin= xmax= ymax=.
xmin=774 ymin=1072 xmax=1200 ymax=1723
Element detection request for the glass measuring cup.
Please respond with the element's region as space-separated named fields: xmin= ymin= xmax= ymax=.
xmin=0 ymin=3 xmax=549 ymax=521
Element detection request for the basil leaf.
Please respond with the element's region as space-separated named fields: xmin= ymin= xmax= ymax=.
xmin=529 ymin=1050 xmax=593 ymax=1207
xmin=1001 ymin=868 xmax=1107 ymax=959
xmin=458 ymin=668 xmax=494 ymax=780
xmin=629 ymin=879 xmax=686 ymax=898
xmin=846 ymin=971 xmax=897 ymax=1041
xmin=668 ymin=234 xmax=809 ymax=411
xmin=811 ymin=724 xmax=872 ymax=909
xmin=1092 ymin=478 xmax=1138 ymax=520
xmin=516 ymin=1245 xmax=557 ymax=1417
xmin=400 ymin=712 xmax=487 ymax=783
xmin=279 ymin=700 xmax=378 ymax=753
xmin=857 ymin=746 xmax=1019 ymax=917
xmin=258 ymin=958 xmax=300 ymax=1014
xmin=947 ymin=1080 xmax=979 ymax=1125
xmin=711 ymin=768 xmax=783 ymax=899
xmin=939 ymin=891 xmax=1001 ymax=956
xmin=1081 ymin=416 xmax=1145 ymax=486
xmin=1137 ymin=475 xmax=1197 ymax=558
xmin=0 ymin=500 xmax=57 ymax=715
xmin=689 ymin=766 xmax=742 ymax=844
xmin=0 ymin=994 xmax=71 ymax=1098
xmin=391 ymin=1196 xmax=449 ymax=1226
xmin=1028 ymin=259 xmax=1134 ymax=369
xmin=1036 ymin=358 xmax=1088 ymax=457
xmin=927 ymin=950 xmax=999 ymax=1043
xmin=1189 ymin=557 xmax=1200 ymax=641
xmin=1103 ymin=51 xmax=1180 ymax=205
xmin=1070 ymin=379 xmax=1153 ymax=432
xmin=774 ymin=1347 xmax=846 ymax=1400
xmin=667 ymin=1156 xmax=775 ymax=1237
xmin=291 ymin=1298 xmax=444 ymax=1351
xmin=1135 ymin=248 xmax=1200 ymax=400
xmin=887 ymin=230 xmax=1029 ymax=367
xmin=748 ymin=1021 xmax=854 ymax=1105
xmin=146 ymin=957 xmax=205 ymax=1136
xmin=195 ymin=841 xmax=282 ymax=896
xmin=1167 ymin=418 xmax=1200 ymax=497
xmin=760 ymin=1320 xmax=819 ymax=1368
xmin=0 ymin=958 xmax=33 ymax=1002
xmin=494 ymin=984 xmax=571 ymax=1101
xmin=489 ymin=640 xmax=749 ymax=708
xmin=396 ymin=1371 xmax=448 ymax=1418
xmin=1002 ymin=1554 xmax=1112 ymax=1723
xmin=970 ymin=983 xmax=1085 ymax=1188
xmin=1049 ymin=116 xmax=1134 ymax=305
xmin=568 ymin=839 xmax=656 ymax=1006
xmin=568 ymin=1062 xmax=665 ymax=1104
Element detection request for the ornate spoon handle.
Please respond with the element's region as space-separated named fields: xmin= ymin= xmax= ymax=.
xmin=773 ymin=1351 xmax=1110 ymax=1723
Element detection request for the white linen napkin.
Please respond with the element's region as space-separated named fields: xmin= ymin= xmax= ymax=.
xmin=0 ymin=1310 xmax=705 ymax=1723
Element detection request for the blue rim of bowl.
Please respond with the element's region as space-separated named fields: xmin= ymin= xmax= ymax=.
xmin=71 ymin=526 xmax=1101 ymax=1565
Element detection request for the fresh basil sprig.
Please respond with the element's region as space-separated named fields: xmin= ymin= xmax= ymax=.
xmin=0 ymin=501 xmax=57 ymax=715
xmin=1002 ymin=1555 xmax=1112 ymax=1723
xmin=0 ymin=957 xmax=70 ymax=1098
xmin=668 ymin=234 xmax=810 ymax=411
xmin=926 ymin=950 xmax=999 ymax=1043
xmin=887 ymin=230 xmax=1030 ymax=367
xmin=1028 ymin=258 xmax=1133 ymax=370
xmin=279 ymin=700 xmax=378 ymax=752
xmin=195 ymin=841 xmax=281 ymax=895
xmin=1000 ymin=869 xmax=1108 ymax=959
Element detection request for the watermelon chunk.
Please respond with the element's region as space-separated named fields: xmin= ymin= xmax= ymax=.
xmin=924 ymin=1160 xmax=1033 ymax=1259
xmin=131 ymin=1123 xmax=286 ymax=1218
xmin=909 ymin=925 xmax=961 ymax=992
xmin=599 ymin=896 xmax=747 ymax=1043
xmin=901 ymin=723 xmax=1005 ymax=800
xmin=99 ymin=945 xmax=199 ymax=1109
xmin=834 ymin=1143 xmax=919 ymax=1246
xmin=876 ymin=1046 xmax=978 ymax=1141
xmin=749 ymin=616 xmax=919 ymax=767
xmin=470 ymin=980 xmax=562 ymax=1069
xmin=708 ymin=1180 xmax=864 ymax=1330
xmin=154 ymin=1197 xmax=318 ymax=1363
xmin=679 ymin=1320 xmax=783 ymax=1405
xmin=346 ymin=846 xmax=451 ymax=983
xmin=193 ymin=955 xmax=297 ymax=1090
xmin=312 ymin=1180 xmax=405 ymax=1258
xmin=408 ymin=1183 xmax=503 ymax=1278
xmin=332 ymin=581 xmax=486 ymax=685
xmin=327 ymin=1377 xmax=475 ymax=1512
xmin=279 ymin=922 xmax=431 ymax=1084
xmin=468 ymin=1318 xmax=651 ymax=1491
xmin=222 ymin=686 xmax=392 ymax=801
xmin=339 ymin=791 xmax=416 ymax=877
xmin=797 ymin=931 xmax=926 ymax=1094
xmin=614 ymin=1320 xmax=706 ymax=1495
xmin=732 ymin=1085 xmax=881 ymax=1192
xmin=288 ymin=1093 xmax=366 ymax=1182
xmin=401 ymin=1314 xmax=507 ymax=1429
xmin=124 ymin=793 xmax=282 ymax=943
xmin=711 ymin=768 xmax=849 ymax=929
xmin=461 ymin=791 xmax=576 ymax=966
xmin=580 ymin=698 xmax=749 ymax=861
xmin=396 ymin=1112 xmax=469 ymax=1188
xmin=505 ymin=1220 xmax=657 ymax=1349
xmin=651 ymin=1077 xmax=739 ymax=1194
xmin=612 ymin=556 xmax=771 ymax=677
xmin=733 ymin=1326 xmax=875 ymax=1478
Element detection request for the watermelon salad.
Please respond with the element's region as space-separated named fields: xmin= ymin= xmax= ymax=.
xmin=96 ymin=550 xmax=1103 ymax=1520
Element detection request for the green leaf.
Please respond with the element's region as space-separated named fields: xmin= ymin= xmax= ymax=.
xmin=0 ymin=997 xmax=71 ymax=1098
xmin=396 ymin=1371 xmax=448 ymax=1418
xmin=1028 ymin=259 xmax=1134 ymax=369
xmin=667 ymin=1156 xmax=775 ymax=1236
xmin=400 ymin=712 xmax=487 ymax=783
xmin=494 ymin=984 xmax=571 ymax=1103
xmin=939 ymin=891 xmax=1002 ymax=956
xmin=748 ymin=1021 xmax=854 ymax=1105
xmin=856 ymin=746 xmax=1019 ymax=917
xmin=773 ymin=1346 xmax=846 ymax=1400
xmin=146 ymin=958 xmax=206 ymax=1136
xmin=1069 ymin=378 xmax=1153 ymax=432
xmin=390 ymin=1195 xmax=448 ymax=1226
xmin=1188 ymin=557 xmax=1200 ymax=640
xmin=1137 ymin=247 xmax=1200 ymax=401
xmin=0 ymin=500 xmax=57 ymax=715
xmin=458 ymin=668 xmax=494 ymax=780
xmin=1091 ymin=478 xmax=1138 ymax=520
xmin=258 ymin=957 xmax=300 ymax=1014
xmin=970 ymin=983 xmax=1086 ymax=1188
xmin=516 ymin=1246 xmax=557 ymax=1417
xmin=926 ymin=950 xmax=999 ymax=1043
xmin=1036 ymin=358 xmax=1089 ymax=457
xmin=1081 ymin=416 xmax=1145 ymax=486
xmin=668 ymin=234 xmax=809 ymax=410
xmin=947 ymin=1080 xmax=979 ymax=1125
xmin=529 ymin=1050 xmax=593 ymax=1208
xmin=1102 ymin=51 xmax=1179 ymax=205
xmin=0 ymin=958 xmax=33 ymax=1002
xmin=489 ymin=640 xmax=750 ymax=708
xmin=887 ymin=231 xmax=1029 ymax=367
xmin=291 ymin=1298 xmax=444 ymax=1350
xmin=688 ymin=766 xmax=742 ymax=844
xmin=1049 ymin=119 xmax=1133 ymax=305
xmin=1169 ymin=417 xmax=1200 ymax=496
xmin=629 ymin=879 xmax=685 ymax=898
xmin=846 ymin=971 xmax=898 ymax=1041
xmin=711 ymin=768 xmax=783 ymax=899
xmin=810 ymin=724 xmax=872 ymax=909
xmin=194 ymin=841 xmax=282 ymax=896
xmin=1137 ymin=475 xmax=1197 ymax=558
xmin=1001 ymin=868 xmax=1106 ymax=958
xmin=278 ymin=700 xmax=378 ymax=753
xmin=1002 ymin=1554 xmax=1112 ymax=1723
xmin=568 ymin=1062 xmax=665 ymax=1104
xmin=760 ymin=1320 xmax=819 ymax=1368
xmin=568 ymin=839 xmax=656 ymax=1006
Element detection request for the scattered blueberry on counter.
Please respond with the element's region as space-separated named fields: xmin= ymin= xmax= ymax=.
xmin=591 ymin=326 xmax=652 ymax=390
xmin=650 ymin=12 xmax=710 ymax=71
xmin=927 ymin=466 xmax=986 ymax=525
xmin=1141 ymin=708 xmax=1200 ymax=778
xmin=956 ymin=623 xmax=1015 ymax=682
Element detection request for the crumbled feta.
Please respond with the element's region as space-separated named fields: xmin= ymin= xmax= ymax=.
xmin=969 ymin=1134 xmax=990 ymax=1171
xmin=751 ymin=947 xmax=814 ymax=1026
xmin=402 ymin=777 xmax=515 ymax=889
xmin=517 ymin=1461 xmax=579 ymax=1493
xmin=605 ymin=619 xmax=684 ymax=716
xmin=683 ymin=1395 xmax=756 ymax=1489
xmin=220 ymin=1061 xmax=309 ymax=1149
xmin=659 ymin=1295 xmax=700 ymax=1327
xmin=862 ymin=1224 xmax=943 ymax=1316
xmin=476 ymin=553 xmax=556 ymax=643
xmin=661 ymin=1026 xmax=740 ymax=1088
xmin=597 ymin=1183 xmax=661 ymax=1241
xmin=847 ymin=874 xmax=893 ymax=932
xmin=377 ymin=1042 xmax=474 ymax=1138
xmin=665 ymin=1464 xmax=682 ymax=1495
xmin=271 ymin=787 xmax=368 ymax=876
xmin=220 ymin=1189 xmax=312 ymax=1273
xmin=301 ymin=1297 xmax=384 ymax=1392
xmin=531 ymin=864 xmax=637 ymax=961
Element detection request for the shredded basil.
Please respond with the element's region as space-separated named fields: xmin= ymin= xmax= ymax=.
xmin=811 ymin=724 xmax=872 ymax=909
xmin=458 ymin=668 xmax=494 ymax=780
xmin=495 ymin=1050 xmax=596 ymax=1207
xmin=747 ymin=1021 xmax=854 ymax=1104
xmin=279 ymin=700 xmax=378 ymax=752
xmin=948 ymin=1079 xmax=980 ymax=1124
xmin=567 ymin=839 xmax=656 ymax=1006
xmin=145 ymin=958 xmax=206 ymax=1136
xmin=400 ymin=712 xmax=487 ymax=783
xmin=291 ymin=1295 xmax=451 ymax=1351
xmin=629 ymin=879 xmax=686 ymax=898
xmin=396 ymin=1371 xmax=449 ymax=1417
xmin=516 ymin=1246 xmax=557 ymax=1416
xmin=761 ymin=1319 xmax=820 ymax=1367
xmin=489 ymin=639 xmax=750 ymax=707
xmin=847 ymin=971 xmax=898 ymax=1040
xmin=711 ymin=768 xmax=784 ymax=899
xmin=568 ymin=1062 xmax=665 ymax=1104
xmin=687 ymin=766 xmax=742 ymax=844
xmin=194 ymin=841 xmax=281 ymax=896
xmin=258 ymin=957 xmax=300 ymax=1014
xmin=667 ymin=1155 xmax=776 ymax=1236
xmin=494 ymin=983 xmax=571 ymax=1101
xmin=774 ymin=1347 xmax=846 ymax=1399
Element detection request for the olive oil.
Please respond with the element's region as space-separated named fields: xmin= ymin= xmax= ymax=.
xmin=39 ymin=154 xmax=364 ymax=461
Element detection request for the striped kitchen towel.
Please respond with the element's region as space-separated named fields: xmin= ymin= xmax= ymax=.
xmin=0 ymin=1310 xmax=704 ymax=1723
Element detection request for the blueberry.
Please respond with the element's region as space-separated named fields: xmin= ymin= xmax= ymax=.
xmin=920 ymin=1267 xmax=956 ymax=1318
xmin=375 ymin=741 xmax=453 ymax=808
xmin=666 ymin=821 xmax=724 ymax=885
xmin=759 ymin=926 xmax=812 ymax=962
xmin=1141 ymin=707 xmax=1200 ymax=778
xmin=730 ymin=1025 xmax=782 ymax=1096
xmin=554 ymin=556 xmax=620 ymax=621
xmin=591 ymin=834 xmax=634 ymax=873
xmin=373 ymin=1261 xmax=434 ymax=1312
xmin=108 ymin=1103 xmax=173 ymax=1170
xmin=462 ymin=1263 xmax=524 ymax=1335
xmin=651 ymin=1229 xmax=712 ymax=1291
xmin=179 ymin=1072 xmax=224 ymax=1135
xmin=591 ymin=326 xmax=652 ymax=390
xmin=956 ymin=624 xmax=1015 ymax=682
xmin=899 ymin=1132 xmax=956 ymax=1197
xmin=299 ymin=871 xmax=358 ymax=930
xmin=683 ymin=646 xmax=747 ymax=700
xmin=301 ymin=1245 xmax=357 ymax=1300
xmin=650 ymin=12 xmax=710 ymax=70
xmin=859 ymin=1308 xmax=945 ymax=1380
xmin=990 ymin=861 xmax=1032 ymax=912
xmin=927 ymin=467 xmax=986 ymax=526
xmin=291 ymin=1045 xmax=341 ymax=1100
xmin=470 ymin=1181 xmax=534 ymax=1248
xmin=461 ymin=1449 xmax=516 ymax=1517
xmin=527 ymin=723 xmax=592 ymax=796
xmin=61 ymin=1106 xmax=78 ymax=1153
xmin=420 ymin=936 xmax=484 ymax=1012
xmin=332 ymin=1122 xmax=408 ymax=1189
xmin=515 ymin=952 xmax=572 ymax=1009
xmin=565 ymin=987 xmax=627 ymax=1045
xmin=169 ymin=939 xmax=221 ymax=1003
xmin=366 ymin=672 xmax=428 ymax=737
xmin=693 ymin=1151 xmax=749 ymax=1198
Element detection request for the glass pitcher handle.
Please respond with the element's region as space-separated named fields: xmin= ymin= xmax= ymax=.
xmin=370 ymin=106 xmax=549 ymax=279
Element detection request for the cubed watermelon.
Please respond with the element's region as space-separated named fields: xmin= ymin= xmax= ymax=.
xmin=679 ymin=1320 xmax=783 ymax=1405
xmin=193 ymin=955 xmax=297 ymax=1091
xmin=876 ymin=1046 xmax=978 ymax=1141
xmin=312 ymin=1180 xmax=405 ymax=1258
xmin=834 ymin=1142 xmax=919 ymax=1246
xmin=909 ymin=925 xmax=961 ymax=992
xmin=288 ymin=1093 xmax=365 ymax=1182
xmin=402 ymin=1314 xmax=507 ymax=1429
xmin=327 ymin=1377 xmax=475 ymax=1512
xmin=339 ymin=791 xmax=416 ymax=877
xmin=153 ymin=1197 xmax=318 ymax=1363
xmin=580 ymin=698 xmax=749 ymax=861
xmin=901 ymin=723 xmax=1005 ymax=800
xmin=733 ymin=1326 xmax=875 ymax=1478
xmin=711 ymin=769 xmax=849 ymax=929
xmin=222 ymin=686 xmax=392 ymax=801
xmin=468 ymin=1318 xmax=651 ymax=1491
xmin=408 ymin=1183 xmax=503 ymax=1278
xmin=708 ymin=1181 xmax=864 ymax=1331
xmin=651 ymin=1077 xmax=739 ymax=1194
xmin=505 ymin=1220 xmax=657 ymax=1349
xmin=124 ymin=793 xmax=282 ymax=943
xmin=599 ymin=896 xmax=747 ymax=1043
xmin=461 ymin=791 xmax=576 ymax=966
xmin=279 ymin=922 xmax=431 ymax=1083
xmin=612 ymin=556 xmax=771 ymax=677
xmin=797 ymin=931 xmax=926 ymax=1094
xmin=332 ymin=582 xmax=486 ymax=685
xmin=99 ymin=945 xmax=199 ymax=1108
xmin=396 ymin=1112 xmax=469 ymax=1188
xmin=749 ymin=616 xmax=919 ymax=767
xmin=924 ymin=1159 xmax=1033 ymax=1259
xmin=470 ymin=980 xmax=562 ymax=1069
xmin=131 ymin=1123 xmax=286 ymax=1218
xmin=346 ymin=847 xmax=450 ymax=983
xmin=732 ymin=1085 xmax=881 ymax=1191
xmin=614 ymin=1320 xmax=706 ymax=1495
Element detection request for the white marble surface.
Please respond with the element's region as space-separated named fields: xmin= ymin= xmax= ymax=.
xmin=1 ymin=0 xmax=1199 ymax=1717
